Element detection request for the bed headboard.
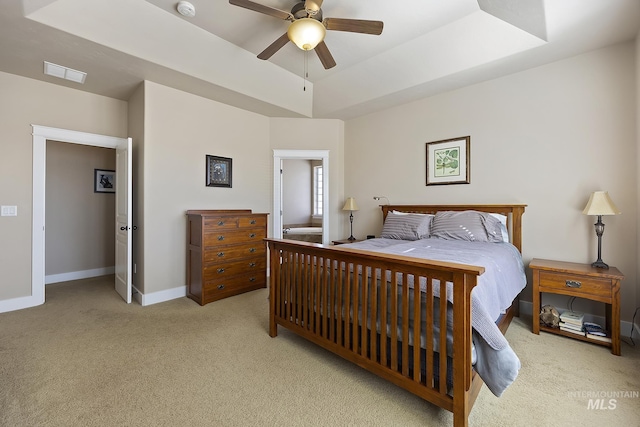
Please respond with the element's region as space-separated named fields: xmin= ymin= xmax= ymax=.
xmin=381 ymin=204 xmax=526 ymax=253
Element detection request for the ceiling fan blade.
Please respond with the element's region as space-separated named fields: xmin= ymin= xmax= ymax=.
xmin=229 ymin=0 xmax=293 ymax=21
xmin=324 ymin=18 xmax=384 ymax=35
xmin=257 ymin=33 xmax=290 ymax=60
xmin=315 ymin=41 xmax=336 ymax=69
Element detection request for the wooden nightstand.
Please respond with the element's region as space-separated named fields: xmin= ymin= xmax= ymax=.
xmin=332 ymin=239 xmax=363 ymax=245
xmin=529 ymin=258 xmax=624 ymax=355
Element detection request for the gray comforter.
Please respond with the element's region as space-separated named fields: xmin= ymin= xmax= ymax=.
xmin=342 ymin=238 xmax=527 ymax=396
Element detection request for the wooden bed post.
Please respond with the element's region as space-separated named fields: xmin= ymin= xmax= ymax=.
xmin=268 ymin=241 xmax=278 ymax=337
xmin=451 ymin=272 xmax=476 ymax=427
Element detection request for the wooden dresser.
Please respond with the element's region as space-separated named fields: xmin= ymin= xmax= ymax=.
xmin=186 ymin=210 xmax=268 ymax=305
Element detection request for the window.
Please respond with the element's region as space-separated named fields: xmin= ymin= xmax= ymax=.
xmin=313 ymin=165 xmax=323 ymax=216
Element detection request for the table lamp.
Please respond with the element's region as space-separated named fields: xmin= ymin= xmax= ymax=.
xmin=342 ymin=197 xmax=359 ymax=241
xmin=582 ymin=191 xmax=620 ymax=269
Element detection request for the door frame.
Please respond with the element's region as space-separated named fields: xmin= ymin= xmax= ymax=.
xmin=273 ymin=149 xmax=329 ymax=244
xmin=29 ymin=125 xmax=128 ymax=309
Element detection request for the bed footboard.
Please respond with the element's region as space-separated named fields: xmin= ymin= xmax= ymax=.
xmin=266 ymin=238 xmax=485 ymax=427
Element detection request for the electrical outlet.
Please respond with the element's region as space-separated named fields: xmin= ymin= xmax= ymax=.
xmin=1 ymin=206 xmax=17 ymax=216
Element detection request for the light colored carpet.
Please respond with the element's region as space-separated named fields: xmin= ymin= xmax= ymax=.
xmin=1 ymin=276 xmax=638 ymax=427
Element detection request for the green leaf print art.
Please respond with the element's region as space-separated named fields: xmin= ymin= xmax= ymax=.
xmin=434 ymin=147 xmax=460 ymax=177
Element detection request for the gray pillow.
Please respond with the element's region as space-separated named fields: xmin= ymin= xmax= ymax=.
xmin=381 ymin=212 xmax=432 ymax=240
xmin=430 ymin=211 xmax=503 ymax=243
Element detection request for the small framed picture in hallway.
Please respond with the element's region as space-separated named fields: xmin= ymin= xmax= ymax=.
xmin=94 ymin=169 xmax=115 ymax=193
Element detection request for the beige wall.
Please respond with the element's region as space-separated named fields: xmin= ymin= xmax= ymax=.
xmin=45 ymin=141 xmax=116 ymax=276
xmin=140 ymin=81 xmax=272 ymax=294
xmin=269 ymin=118 xmax=346 ymax=239
xmin=128 ymin=83 xmax=145 ymax=292
xmin=0 ymin=71 xmax=127 ymax=301
xmin=137 ymin=84 xmax=345 ymax=295
xmin=344 ymin=42 xmax=638 ymax=321
xmin=282 ymin=159 xmax=312 ymax=226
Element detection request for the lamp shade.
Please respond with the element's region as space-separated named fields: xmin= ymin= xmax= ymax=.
xmin=287 ymin=18 xmax=326 ymax=51
xmin=342 ymin=197 xmax=359 ymax=211
xmin=582 ymin=191 xmax=620 ymax=216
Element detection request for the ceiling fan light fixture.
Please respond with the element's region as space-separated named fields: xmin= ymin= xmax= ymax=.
xmin=288 ymin=18 xmax=326 ymax=51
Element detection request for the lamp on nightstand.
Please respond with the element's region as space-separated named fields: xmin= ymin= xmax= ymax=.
xmin=342 ymin=197 xmax=359 ymax=241
xmin=582 ymin=191 xmax=620 ymax=269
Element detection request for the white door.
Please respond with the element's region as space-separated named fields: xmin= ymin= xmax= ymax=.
xmin=115 ymin=137 xmax=132 ymax=303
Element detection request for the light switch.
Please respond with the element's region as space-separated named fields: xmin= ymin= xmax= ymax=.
xmin=1 ymin=206 xmax=17 ymax=216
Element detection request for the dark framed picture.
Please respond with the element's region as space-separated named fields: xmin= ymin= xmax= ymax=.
xmin=94 ymin=169 xmax=115 ymax=193
xmin=206 ymin=155 xmax=232 ymax=188
xmin=425 ymin=136 xmax=470 ymax=186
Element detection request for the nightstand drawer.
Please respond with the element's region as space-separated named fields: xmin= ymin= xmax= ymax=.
xmin=538 ymin=271 xmax=612 ymax=299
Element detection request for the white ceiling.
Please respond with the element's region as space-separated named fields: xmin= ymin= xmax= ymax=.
xmin=1 ymin=0 xmax=639 ymax=120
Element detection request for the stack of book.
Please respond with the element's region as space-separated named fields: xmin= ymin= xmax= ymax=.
xmin=583 ymin=322 xmax=612 ymax=343
xmin=559 ymin=311 xmax=584 ymax=335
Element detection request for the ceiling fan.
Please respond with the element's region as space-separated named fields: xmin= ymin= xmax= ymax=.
xmin=229 ymin=0 xmax=384 ymax=70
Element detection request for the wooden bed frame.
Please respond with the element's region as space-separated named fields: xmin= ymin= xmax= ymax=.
xmin=265 ymin=204 xmax=526 ymax=427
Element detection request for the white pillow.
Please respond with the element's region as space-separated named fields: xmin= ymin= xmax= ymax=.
xmin=489 ymin=213 xmax=510 ymax=243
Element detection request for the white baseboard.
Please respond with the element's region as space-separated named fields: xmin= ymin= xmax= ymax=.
xmin=0 ymin=294 xmax=43 ymax=314
xmin=519 ymin=300 xmax=636 ymax=339
xmin=134 ymin=285 xmax=186 ymax=306
xmin=45 ymin=266 xmax=115 ymax=284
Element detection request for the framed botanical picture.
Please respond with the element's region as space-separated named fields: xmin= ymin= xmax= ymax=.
xmin=94 ymin=169 xmax=115 ymax=193
xmin=425 ymin=136 xmax=470 ymax=186
xmin=206 ymin=155 xmax=232 ymax=188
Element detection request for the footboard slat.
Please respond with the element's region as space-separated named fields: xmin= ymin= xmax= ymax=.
xmin=439 ymin=279 xmax=449 ymax=395
xmin=267 ymin=239 xmax=483 ymax=427
xmin=412 ymin=274 xmax=421 ymax=383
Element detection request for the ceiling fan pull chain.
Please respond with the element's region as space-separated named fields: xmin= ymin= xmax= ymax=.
xmin=303 ymin=50 xmax=308 ymax=91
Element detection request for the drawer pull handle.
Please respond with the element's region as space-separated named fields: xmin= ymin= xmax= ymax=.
xmin=217 ymin=252 xmax=225 ymax=257
xmin=249 ymin=248 xmax=256 ymax=253
xmin=249 ymin=277 xmax=256 ymax=282
xmin=249 ymin=233 xmax=256 ymax=238
xmin=217 ymin=235 xmax=224 ymax=241
xmin=250 ymin=220 xmax=256 ymax=224
xmin=565 ymin=280 xmax=581 ymax=288
xmin=217 ymin=221 xmax=225 ymax=226
xmin=217 ymin=284 xmax=225 ymax=290
xmin=249 ymin=262 xmax=256 ymax=267
xmin=217 ymin=268 xmax=225 ymax=273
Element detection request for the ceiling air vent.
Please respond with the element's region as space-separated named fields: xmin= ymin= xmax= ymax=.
xmin=44 ymin=61 xmax=87 ymax=84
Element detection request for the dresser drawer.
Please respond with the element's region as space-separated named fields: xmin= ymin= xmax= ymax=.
xmin=538 ymin=271 xmax=612 ymax=299
xmin=203 ymin=258 xmax=265 ymax=281
xmin=203 ymin=229 xmax=266 ymax=246
xmin=203 ymin=216 xmax=240 ymax=230
xmin=238 ymin=216 xmax=267 ymax=228
xmin=203 ymin=244 xmax=265 ymax=263
xmin=203 ymin=272 xmax=266 ymax=303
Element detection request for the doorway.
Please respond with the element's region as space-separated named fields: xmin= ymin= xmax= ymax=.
xmin=45 ymin=141 xmax=116 ymax=285
xmin=27 ymin=125 xmax=131 ymax=311
xmin=273 ymin=150 xmax=329 ymax=244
